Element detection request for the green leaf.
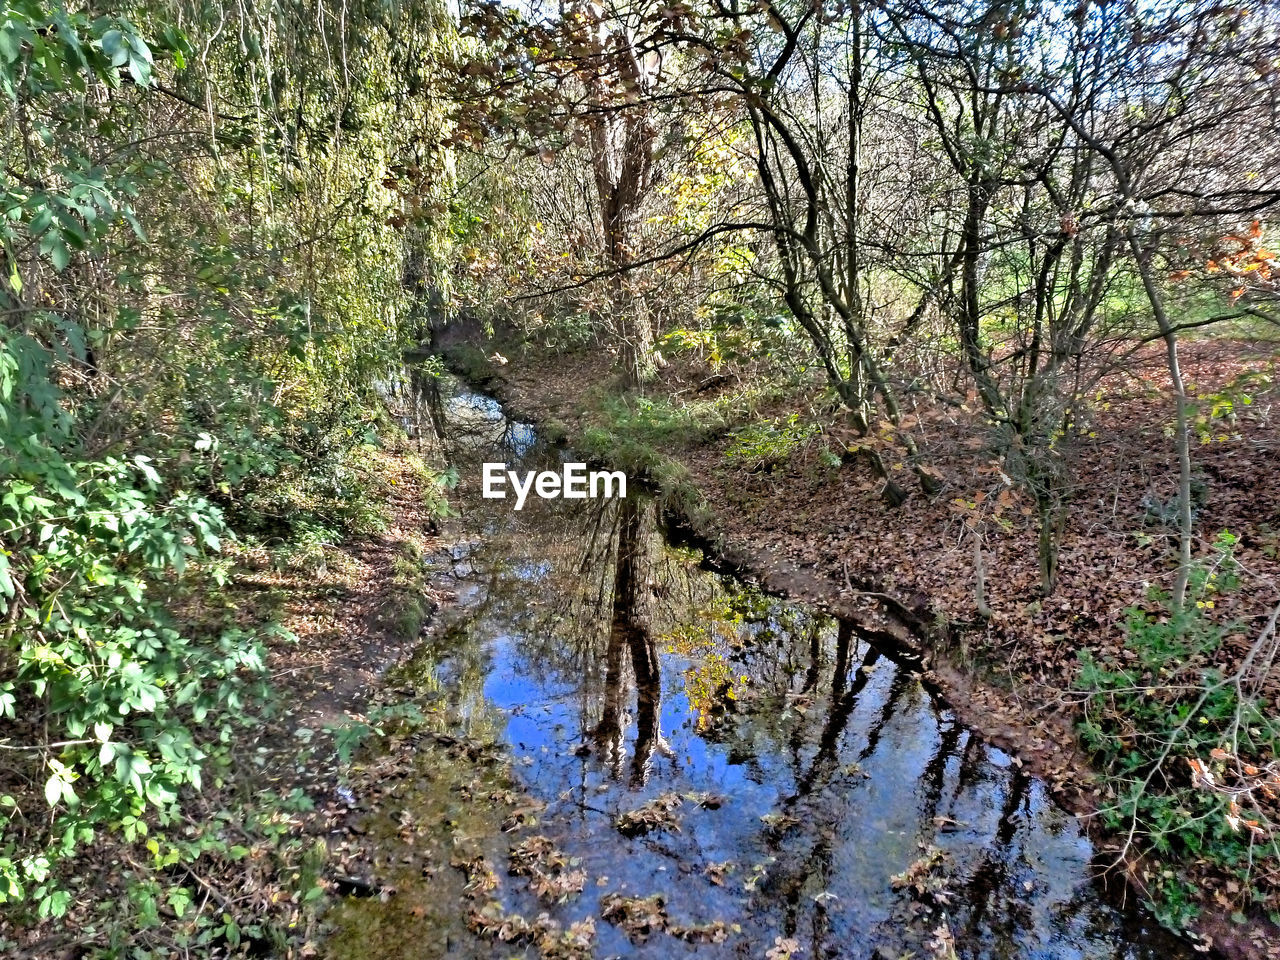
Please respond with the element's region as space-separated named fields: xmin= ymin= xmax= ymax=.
xmin=115 ymin=748 xmax=152 ymax=796
xmin=48 ymin=240 xmax=70 ymax=272
xmin=127 ymin=55 xmax=151 ymax=86
xmin=28 ymin=208 xmax=54 ymax=236
xmin=100 ymin=29 xmax=128 ymax=67
xmin=38 ymin=888 xmax=71 ymax=918
xmin=133 ymin=456 xmax=161 ymax=487
xmin=168 ymin=886 xmax=192 ymax=918
xmin=0 ymin=553 xmax=12 ymax=600
xmin=44 ymin=775 xmax=62 ymax=808
xmin=0 ymin=27 xmax=20 ymax=65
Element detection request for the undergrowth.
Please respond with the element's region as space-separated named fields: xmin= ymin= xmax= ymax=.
xmin=724 ymin=414 xmax=822 ymax=471
xmin=1075 ymin=532 xmax=1280 ymax=933
xmin=574 ymin=395 xmax=719 ymax=530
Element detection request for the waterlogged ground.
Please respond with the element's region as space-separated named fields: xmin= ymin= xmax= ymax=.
xmin=328 ymin=376 xmax=1194 ymax=959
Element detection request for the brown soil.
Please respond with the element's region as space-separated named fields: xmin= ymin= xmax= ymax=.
xmin=246 ymin=451 xmax=446 ymax=727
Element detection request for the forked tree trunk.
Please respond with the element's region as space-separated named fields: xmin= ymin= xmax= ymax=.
xmin=585 ymin=20 xmax=661 ymax=386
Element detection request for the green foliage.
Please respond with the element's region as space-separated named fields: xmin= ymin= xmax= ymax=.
xmin=1075 ymin=532 xmax=1280 ymax=930
xmin=662 ymin=300 xmax=798 ymax=373
xmin=1189 ymin=369 xmax=1271 ymax=445
xmin=326 ymin=702 xmax=428 ymax=766
xmin=576 ymin=394 xmax=711 ymax=483
xmin=724 ymin=414 xmax=819 ymax=470
xmin=0 ymin=1 xmax=179 ymax=277
xmin=0 ymin=0 xmax=457 ymax=947
xmin=537 ymin=310 xmax=598 ymax=353
xmin=599 ymin=394 xmax=723 ymax=449
xmin=54 ymin=786 xmax=330 ymax=957
xmin=576 ymin=412 xmax=705 ymax=523
xmin=0 ymin=327 xmax=282 ymax=916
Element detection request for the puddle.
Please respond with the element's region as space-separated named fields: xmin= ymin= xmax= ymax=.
xmin=330 ymin=372 xmax=1194 ymax=959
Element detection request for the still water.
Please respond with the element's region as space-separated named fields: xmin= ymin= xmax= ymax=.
xmin=337 ymin=372 xmax=1193 ymax=959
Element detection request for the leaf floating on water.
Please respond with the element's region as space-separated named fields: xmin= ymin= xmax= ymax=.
xmin=704 ymin=860 xmax=735 ymax=886
xmin=502 ymin=800 xmax=544 ymax=832
xmin=766 ymin=936 xmax=803 ymax=959
xmin=466 ymin=900 xmax=533 ymax=943
xmin=684 ymin=791 xmax=727 ymax=809
xmin=890 ymin=845 xmax=953 ymax=905
xmin=529 ymin=867 xmax=587 ymax=902
xmin=759 ymin=811 xmax=800 ymax=833
xmin=615 ymin=792 xmax=684 ymax=837
xmin=668 ymin=919 xmax=739 ymax=944
xmin=508 ymin=834 xmax=586 ymax=902
xmin=450 ymin=854 xmax=499 ymax=895
xmin=539 ymin=916 xmax=596 ymax=960
xmin=510 ymin=835 xmax=561 ymax=875
xmin=743 ymin=858 xmax=775 ymax=892
xmin=927 ymin=923 xmax=958 ymax=960
xmin=599 ymin=892 xmax=669 ymax=943
xmin=469 ymin=899 xmax=594 ymax=956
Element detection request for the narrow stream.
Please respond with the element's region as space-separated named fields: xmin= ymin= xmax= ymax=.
xmin=339 ymin=371 xmax=1194 ymax=959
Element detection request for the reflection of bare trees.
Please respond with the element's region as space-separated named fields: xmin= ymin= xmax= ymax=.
xmin=593 ymin=496 xmax=636 ymax=776
xmin=444 ymin=460 xmax=683 ymax=784
xmin=402 ymin=379 xmax=1175 ymax=957
xmin=627 ymin=603 xmax=669 ymax=788
xmin=404 ymin=371 xmax=538 ymax=462
xmin=414 ymin=379 xmax=1145 ymax=956
xmin=832 ymin=620 xmax=853 ymax=697
xmin=790 ymin=643 xmax=884 ymax=803
xmin=591 ymin=496 xmax=671 ymax=786
xmin=595 ymin=604 xmax=628 ymax=779
xmin=407 ymin=364 xmax=448 ymax=452
xmin=960 ymin=770 xmax=1032 ymax=936
xmin=755 ymin=625 xmax=976 ymax=954
xmin=741 ymin=619 xmax=1057 ymax=958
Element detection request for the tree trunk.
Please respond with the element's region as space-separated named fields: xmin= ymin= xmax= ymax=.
xmin=973 ymin=530 xmax=994 ymax=618
xmin=586 ymin=24 xmax=661 ymax=387
xmin=1127 ymin=229 xmax=1193 ymax=611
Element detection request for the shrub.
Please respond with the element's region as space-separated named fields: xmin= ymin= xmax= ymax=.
xmin=1075 ymin=532 xmax=1280 ymax=929
xmin=0 ymin=332 xmax=277 ymax=918
xmin=723 ymin=414 xmax=819 ymax=470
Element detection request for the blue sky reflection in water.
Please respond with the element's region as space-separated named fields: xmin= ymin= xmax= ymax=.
xmin=397 ymin=375 xmax=1195 ymax=959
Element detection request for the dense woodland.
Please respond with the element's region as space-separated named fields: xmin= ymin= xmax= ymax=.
xmin=2 ymin=0 xmax=1280 ymax=955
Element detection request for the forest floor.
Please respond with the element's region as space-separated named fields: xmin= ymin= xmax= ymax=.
xmin=441 ymin=334 xmax=1280 ymax=958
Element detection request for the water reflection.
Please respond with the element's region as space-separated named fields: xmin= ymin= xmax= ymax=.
xmin=392 ymin=363 xmax=537 ymax=461
xmin=386 ymin=373 xmax=1192 ymax=960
